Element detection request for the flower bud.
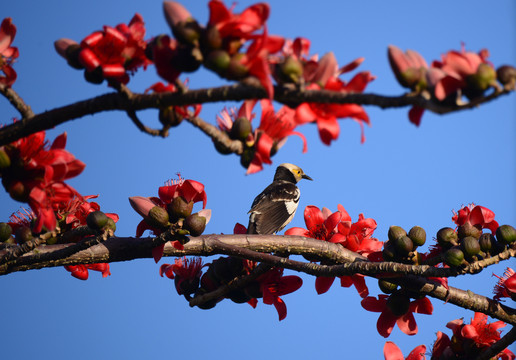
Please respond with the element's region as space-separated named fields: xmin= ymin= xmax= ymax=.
xmin=0 ymin=148 xmax=11 ymax=170
xmin=0 ymin=222 xmax=13 ymax=242
xmin=229 ymin=117 xmax=252 ymax=141
xmin=15 ymin=226 xmax=33 ymax=245
xmin=163 ymin=2 xmax=201 ymax=46
xmin=240 ymin=147 xmax=255 ymax=169
xmin=278 ymin=56 xmax=303 ymax=84
xmin=465 ymin=63 xmax=496 ymax=99
xmin=461 ymin=236 xmax=481 ymax=257
xmin=437 ymin=227 xmax=459 ymax=249
xmin=148 ymin=206 xmax=170 ymax=229
xmin=167 ymin=196 xmax=194 ymax=221
xmin=386 ymin=292 xmax=410 ymax=316
xmin=173 ymin=45 xmax=203 ymax=73
xmin=226 ymin=53 xmax=249 ymax=80
xmin=394 ymin=235 xmax=413 ymax=256
xmin=65 ymin=44 xmax=84 ymax=70
xmin=478 ymin=233 xmax=495 ymax=253
xmin=388 ymin=225 xmax=406 ymax=242
xmin=204 ymin=49 xmax=231 ymax=74
xmin=496 ymin=224 xmax=516 ymax=245
xmin=496 ymin=65 xmax=516 ymax=89
xmin=86 ymin=210 xmax=109 ymax=230
xmin=8 ymin=181 xmax=29 ymax=202
xmin=444 ymin=247 xmax=465 ymax=267
xmin=159 ymin=107 xmax=183 ymax=128
xmin=83 ymin=67 xmax=104 ymax=84
xmin=457 ymin=222 xmax=482 ymax=240
xmin=202 ymin=26 xmax=222 ymax=50
xmin=408 ymin=226 xmax=426 ymax=247
xmin=184 ymin=213 xmax=206 ymax=237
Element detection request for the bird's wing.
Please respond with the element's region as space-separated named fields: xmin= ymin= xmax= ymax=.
xmin=247 ymin=181 xmax=300 ymax=235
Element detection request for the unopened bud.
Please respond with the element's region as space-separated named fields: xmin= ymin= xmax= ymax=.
xmin=227 ymin=53 xmax=249 ymax=80
xmin=496 ymin=224 xmax=516 ymax=245
xmin=388 ymin=225 xmax=406 ymax=242
xmin=202 ymin=26 xmax=222 ymax=50
xmin=444 ymin=247 xmax=465 ymax=267
xmin=148 ymin=206 xmax=170 ymax=229
xmin=184 ymin=213 xmax=206 ymax=237
xmin=436 ymin=227 xmax=458 ymax=249
xmin=173 ymin=45 xmax=203 ymax=73
xmin=461 ymin=236 xmax=481 ymax=257
xmin=204 ymin=50 xmax=230 ymax=74
xmin=8 ymin=181 xmax=29 ymax=202
xmin=0 ymin=148 xmax=11 ymax=169
xmin=457 ymin=222 xmax=482 ymax=240
xmin=278 ymin=56 xmax=303 ymax=84
xmin=496 ymin=65 xmax=516 ymax=89
xmin=478 ymin=233 xmax=494 ymax=253
xmin=378 ymin=279 xmax=398 ymax=294
xmin=15 ymin=226 xmax=33 ymax=245
xmin=229 ymin=117 xmax=252 ymax=141
xmin=394 ymin=235 xmax=413 ymax=256
xmin=84 ymin=67 xmax=104 ymax=84
xmin=167 ymin=196 xmax=194 ymax=221
xmin=86 ymin=211 xmax=109 ymax=230
xmin=0 ymin=222 xmax=13 ymax=242
xmin=408 ymin=226 xmax=426 ymax=247
xmin=159 ymin=107 xmax=183 ymax=128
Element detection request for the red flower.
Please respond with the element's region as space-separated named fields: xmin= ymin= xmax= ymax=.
xmin=78 ymin=14 xmax=148 ymax=84
xmin=432 ymin=45 xmax=494 ymax=101
xmin=2 ymin=131 xmax=85 ymax=232
xmin=248 ymin=99 xmax=307 ymax=174
xmin=452 ymin=204 xmax=499 ymax=234
xmin=145 ymin=81 xmax=202 ymax=119
xmin=387 ymin=45 xmax=428 ymax=92
xmin=384 ymin=341 xmax=426 ymax=360
xmin=208 ymin=1 xmax=270 ymax=41
xmin=160 ymin=257 xmax=203 ymax=296
xmin=64 ymin=263 xmax=111 ymax=280
xmin=361 ymin=294 xmax=433 ymax=338
xmin=493 ymin=267 xmax=516 ymax=301
xmin=150 ymin=34 xmax=181 ymax=84
xmin=295 ymin=52 xmax=375 ymax=145
xmin=0 ymin=17 xmax=19 ymax=87
xmin=257 ymin=268 xmax=302 ymax=321
xmin=58 ymin=194 xmax=119 ymax=231
xmin=158 ymin=175 xmax=207 ymax=209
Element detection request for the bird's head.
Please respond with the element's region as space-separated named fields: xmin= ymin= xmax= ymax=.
xmin=274 ymin=163 xmax=313 ymax=183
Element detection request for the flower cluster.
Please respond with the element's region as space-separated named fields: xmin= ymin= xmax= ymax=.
xmin=285 ymin=204 xmax=382 ymax=296
xmin=425 ymin=204 xmax=515 ymax=269
xmin=0 ymin=18 xmax=19 ymax=87
xmin=388 ymin=44 xmax=515 ymax=126
xmin=55 ymin=14 xmax=150 ymax=85
xmin=160 ymin=255 xmax=302 ymax=321
xmin=129 ymin=175 xmax=210 ymax=262
xmin=430 ymin=312 xmax=514 ymax=360
xmin=0 ymin=131 xmax=85 ymax=232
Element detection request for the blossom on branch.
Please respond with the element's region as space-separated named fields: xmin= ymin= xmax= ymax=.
xmin=65 ymin=263 xmax=111 ymax=281
xmin=493 ymin=267 xmax=516 ymax=302
xmin=383 ymin=341 xmax=426 ymax=360
xmin=452 ymin=203 xmax=499 ymax=234
xmin=160 ymin=257 xmax=204 ymax=296
xmin=0 ymin=18 xmax=19 ymax=87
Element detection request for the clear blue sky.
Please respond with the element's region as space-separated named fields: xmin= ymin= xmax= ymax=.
xmin=1 ymin=1 xmax=515 ymax=358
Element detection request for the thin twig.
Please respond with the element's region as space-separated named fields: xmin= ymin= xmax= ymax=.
xmin=0 ymin=83 xmax=34 ymax=119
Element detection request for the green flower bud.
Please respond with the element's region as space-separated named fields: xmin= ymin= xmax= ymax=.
xmin=105 ymin=217 xmax=116 ymax=232
xmin=444 ymin=247 xmax=465 ymax=267
xmin=15 ymin=226 xmax=33 ymax=245
xmin=496 ymin=224 xmax=516 ymax=245
xmin=0 ymin=222 xmax=13 ymax=242
xmin=202 ymin=26 xmax=222 ymax=50
xmin=408 ymin=226 xmax=426 ymax=247
xmin=86 ymin=211 xmax=109 ymax=231
xmin=478 ymin=233 xmax=494 ymax=253
xmin=159 ymin=107 xmax=183 ymax=128
xmin=394 ymin=235 xmax=413 ymax=256
xmin=229 ymin=117 xmax=252 ymax=141
xmin=167 ymin=197 xmax=194 ymax=222
xmin=148 ymin=206 xmax=170 ymax=229
xmin=226 ymin=53 xmax=249 ymax=80
xmin=204 ymin=50 xmax=231 ymax=74
xmin=496 ymin=65 xmax=516 ymax=88
xmin=184 ymin=213 xmax=206 ymax=237
xmin=378 ymin=279 xmax=398 ymax=294
xmin=457 ymin=222 xmax=482 ymax=239
xmin=461 ymin=236 xmax=481 ymax=257
xmin=388 ymin=225 xmax=407 ymax=242
xmin=437 ymin=227 xmax=459 ymax=249
xmin=0 ymin=149 xmax=11 ymax=170
xmin=278 ymin=56 xmax=303 ymax=84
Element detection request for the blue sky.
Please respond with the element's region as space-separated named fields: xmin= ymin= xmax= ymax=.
xmin=1 ymin=1 xmax=515 ymax=358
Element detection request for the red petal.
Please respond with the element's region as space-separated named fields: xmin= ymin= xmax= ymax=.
xmin=152 ymin=244 xmax=165 ymax=263
xmin=315 ymin=276 xmax=335 ymax=294
xmin=397 ymin=312 xmax=418 ymax=336
xmin=316 ymin=115 xmax=339 ymax=145
xmin=50 ymin=132 xmax=67 ymax=150
xmin=378 ymin=309 xmax=397 ymax=338
xmin=408 ymin=106 xmax=425 ymax=126
xmin=361 ymin=295 xmax=388 ymax=313
xmin=303 ymin=205 xmax=324 ymax=231
xmin=273 ymin=297 xmax=287 ymax=321
xmin=406 ymin=345 xmax=427 ymax=360
xmin=383 ymin=341 xmax=404 ymax=360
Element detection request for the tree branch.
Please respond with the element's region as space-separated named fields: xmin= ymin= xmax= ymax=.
xmin=0 ymin=83 xmax=34 ymax=119
xmin=475 ymin=326 xmax=516 ymax=360
xmin=0 ymin=83 xmax=512 ymax=146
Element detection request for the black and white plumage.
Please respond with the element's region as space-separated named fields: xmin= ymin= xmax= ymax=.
xmin=247 ymin=163 xmax=312 ymax=235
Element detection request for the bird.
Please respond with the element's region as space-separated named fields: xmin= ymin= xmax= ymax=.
xmin=247 ymin=163 xmax=312 ymax=235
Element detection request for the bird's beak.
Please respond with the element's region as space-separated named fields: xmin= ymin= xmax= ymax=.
xmin=302 ymin=174 xmax=313 ymax=181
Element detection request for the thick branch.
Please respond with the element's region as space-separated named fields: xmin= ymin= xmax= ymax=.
xmin=0 ymin=84 xmax=512 ymax=146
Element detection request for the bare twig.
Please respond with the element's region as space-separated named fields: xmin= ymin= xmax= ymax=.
xmin=0 ymin=83 xmax=34 ymax=119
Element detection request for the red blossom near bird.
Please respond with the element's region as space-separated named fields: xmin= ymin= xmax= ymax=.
xmin=493 ymin=267 xmax=516 ymax=301
xmin=295 ymin=52 xmax=375 ymax=145
xmin=383 ymin=341 xmax=427 ymax=360
xmin=361 ymin=294 xmax=433 ymax=338
xmin=158 ymin=175 xmax=207 ymax=209
xmin=452 ymin=203 xmax=499 ymax=234
xmin=145 ymin=81 xmax=202 ymax=118
xmin=78 ymin=14 xmax=148 ymax=84
xmin=64 ymin=263 xmax=111 ymax=280
xmin=257 ymin=267 xmax=303 ymax=321
xmin=247 ymin=99 xmax=307 ymax=174
xmin=207 ymin=0 xmax=270 ymax=41
xmin=160 ymin=257 xmax=204 ymax=295
xmin=432 ymin=45 xmax=494 ymax=101
xmin=0 ymin=17 xmax=19 ymax=87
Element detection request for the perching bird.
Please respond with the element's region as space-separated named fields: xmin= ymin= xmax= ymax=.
xmin=247 ymin=163 xmax=312 ymax=235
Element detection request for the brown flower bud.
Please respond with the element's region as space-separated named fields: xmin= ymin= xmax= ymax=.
xmin=184 ymin=213 xmax=206 ymax=237
xmin=408 ymin=226 xmax=426 ymax=247
xmin=496 ymin=224 xmax=516 ymax=245
xmin=388 ymin=225 xmax=407 ymax=242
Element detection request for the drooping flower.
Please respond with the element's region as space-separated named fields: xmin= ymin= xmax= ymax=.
xmin=256 ymin=267 xmax=303 ymax=321
xmin=387 ymin=45 xmax=428 ymax=92
xmin=160 ymin=257 xmax=204 ymax=296
xmin=361 ymin=294 xmax=433 ymax=338
xmin=452 ymin=203 xmax=499 ymax=234
xmin=0 ymin=17 xmax=19 ymax=87
xmin=64 ymin=263 xmax=111 ymax=280
xmin=383 ymin=341 xmax=427 ymax=360
xmin=493 ymin=267 xmax=516 ymax=301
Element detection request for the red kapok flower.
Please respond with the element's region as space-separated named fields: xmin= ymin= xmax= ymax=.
xmin=361 ymin=294 xmax=433 ymax=338
xmin=257 ymin=267 xmax=302 ymax=321
xmin=452 ymin=204 xmax=499 ymax=234
xmin=64 ymin=263 xmax=111 ymax=280
xmin=0 ymin=17 xmax=19 ymax=87
xmin=493 ymin=267 xmax=516 ymax=301
xmin=387 ymin=45 xmax=428 ymax=92
xmin=384 ymin=341 xmax=427 ymax=360
xmin=160 ymin=257 xmax=203 ymax=296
